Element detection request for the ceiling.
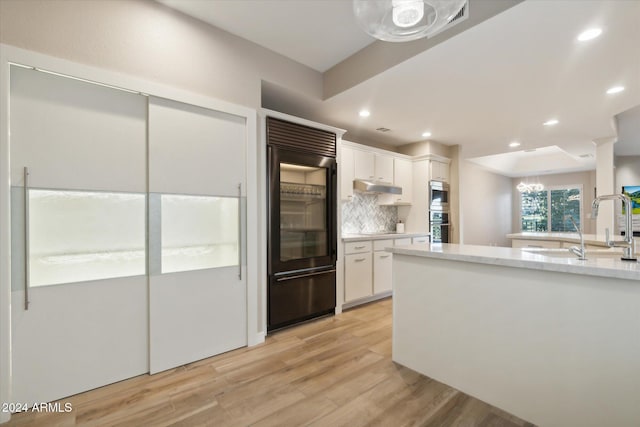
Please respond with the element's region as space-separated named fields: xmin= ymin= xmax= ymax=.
xmin=157 ymin=0 xmax=640 ymax=176
xmin=156 ymin=0 xmax=375 ymax=72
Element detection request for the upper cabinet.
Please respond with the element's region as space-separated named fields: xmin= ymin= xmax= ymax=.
xmin=352 ymin=150 xmax=393 ymax=184
xmin=341 ymin=141 xmax=415 ymax=206
xmin=340 ymin=145 xmax=355 ymax=201
xmin=394 ymin=158 xmax=413 ymax=204
xmin=353 ymin=149 xmax=375 ymax=181
xmin=374 ymin=153 xmax=394 ymax=184
xmin=430 ymin=160 xmax=450 ymax=182
xmin=378 ymin=157 xmax=413 ymax=205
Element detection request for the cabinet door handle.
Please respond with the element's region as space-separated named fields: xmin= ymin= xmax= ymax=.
xmin=379 ymin=255 xmax=391 ymax=258
xmin=354 ymin=245 xmax=366 ymax=249
xmin=354 ymin=258 xmax=366 ymax=262
xmin=23 ymin=166 xmax=30 ymax=311
xmin=237 ymin=183 xmax=242 ymax=280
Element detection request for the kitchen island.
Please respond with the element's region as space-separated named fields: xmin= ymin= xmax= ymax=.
xmin=388 ymin=243 xmax=640 ymax=427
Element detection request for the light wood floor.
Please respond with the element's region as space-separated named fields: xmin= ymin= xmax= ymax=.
xmin=6 ymin=298 xmax=535 ymax=426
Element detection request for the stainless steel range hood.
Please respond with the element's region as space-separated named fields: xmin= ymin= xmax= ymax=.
xmin=353 ymin=179 xmax=402 ymax=195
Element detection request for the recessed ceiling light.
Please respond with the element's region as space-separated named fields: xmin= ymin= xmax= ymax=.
xmin=421 ymin=131 xmax=432 ymax=138
xmin=606 ymin=86 xmax=625 ymax=94
xmin=543 ymin=119 xmax=559 ymax=126
xmin=577 ymin=28 xmax=602 ymax=42
xmin=509 ymin=141 xmax=521 ymax=148
xmin=359 ymin=110 xmax=370 ymax=117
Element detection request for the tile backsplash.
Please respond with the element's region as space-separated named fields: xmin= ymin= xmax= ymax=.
xmin=341 ymin=192 xmax=398 ymax=234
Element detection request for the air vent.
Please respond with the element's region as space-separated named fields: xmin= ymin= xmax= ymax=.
xmin=266 ymin=117 xmax=336 ymax=157
xmin=376 ymin=127 xmax=391 ymax=133
xmin=449 ymin=3 xmax=467 ymax=23
xmin=431 ymin=2 xmax=469 ymax=38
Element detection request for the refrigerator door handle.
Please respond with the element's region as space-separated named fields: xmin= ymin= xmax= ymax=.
xmin=275 ymin=269 xmax=337 ymax=283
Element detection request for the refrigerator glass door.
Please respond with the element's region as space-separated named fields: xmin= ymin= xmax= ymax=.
xmin=269 ymin=148 xmax=336 ymax=274
xmin=280 ymin=163 xmax=328 ymax=262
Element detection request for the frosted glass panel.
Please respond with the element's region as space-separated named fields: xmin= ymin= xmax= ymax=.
xmin=29 ymin=189 xmax=146 ymax=287
xmin=161 ymin=195 xmax=239 ymax=273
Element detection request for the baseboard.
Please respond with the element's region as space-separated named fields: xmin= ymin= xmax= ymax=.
xmin=342 ymin=291 xmax=392 ymax=310
xmin=248 ymin=331 xmax=266 ymax=346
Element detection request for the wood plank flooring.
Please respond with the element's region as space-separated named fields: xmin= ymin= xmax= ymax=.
xmin=5 ymin=298 xmax=535 ymax=426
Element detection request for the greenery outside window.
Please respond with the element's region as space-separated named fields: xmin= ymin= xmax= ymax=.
xmin=521 ymin=186 xmax=581 ymax=232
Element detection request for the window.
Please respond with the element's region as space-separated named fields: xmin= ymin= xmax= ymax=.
xmin=161 ymin=194 xmax=239 ymax=274
xmin=28 ymin=189 xmax=146 ymax=287
xmin=521 ymin=186 xmax=581 ymax=232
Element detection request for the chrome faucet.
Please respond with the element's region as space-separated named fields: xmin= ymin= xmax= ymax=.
xmin=565 ymin=215 xmax=586 ymax=260
xmin=592 ymin=194 xmax=637 ymax=261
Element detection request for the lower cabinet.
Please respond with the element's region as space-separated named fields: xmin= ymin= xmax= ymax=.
xmin=373 ymin=250 xmax=393 ymax=294
xmin=343 ymin=235 xmax=429 ymax=305
xmin=344 ymin=252 xmax=373 ymax=301
xmin=512 ymin=239 xmax=561 ymax=249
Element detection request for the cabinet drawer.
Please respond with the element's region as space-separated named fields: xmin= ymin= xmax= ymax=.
xmin=373 ymin=239 xmax=394 ymax=251
xmin=345 ymin=241 xmax=372 ymax=254
xmin=394 ymin=238 xmax=412 ymax=246
xmin=512 ymin=239 xmax=561 ymax=249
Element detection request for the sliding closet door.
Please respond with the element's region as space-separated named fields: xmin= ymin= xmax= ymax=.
xmin=9 ymin=67 xmax=148 ymax=404
xmin=148 ymin=97 xmax=247 ymax=373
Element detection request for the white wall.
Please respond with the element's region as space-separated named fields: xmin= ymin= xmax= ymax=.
xmin=0 ymin=0 xmax=322 ymax=109
xmin=459 ymin=161 xmax=512 ymax=247
xmin=616 ymin=156 xmax=640 ymax=188
xmin=510 ymin=171 xmax=596 ymax=234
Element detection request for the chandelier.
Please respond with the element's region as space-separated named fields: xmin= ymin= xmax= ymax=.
xmin=517 ymin=182 xmax=544 ymax=193
xmin=353 ymin=0 xmax=467 ymax=42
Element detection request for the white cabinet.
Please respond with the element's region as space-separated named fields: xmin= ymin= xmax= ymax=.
xmin=394 ymin=238 xmax=412 ymax=246
xmin=430 ymin=160 xmax=450 ymax=182
xmin=344 ymin=242 xmax=373 ymax=301
xmin=374 ymin=153 xmax=394 ymax=184
xmin=394 ymin=158 xmax=412 ymax=203
xmin=373 ymin=251 xmax=393 ymax=294
xmin=511 ymin=239 xmax=561 ymax=249
xmin=352 ymin=150 xmax=393 ymax=183
xmin=343 ymin=236 xmax=428 ymax=305
xmin=377 ymin=157 xmax=413 ymax=205
xmin=340 ymin=145 xmax=355 ymax=201
xmin=354 ymin=149 xmax=375 ymax=180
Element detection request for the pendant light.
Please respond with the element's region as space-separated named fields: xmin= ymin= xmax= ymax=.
xmin=353 ymin=0 xmax=467 ymax=42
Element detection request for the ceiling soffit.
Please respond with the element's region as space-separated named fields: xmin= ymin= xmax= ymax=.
xmin=322 ymin=0 xmax=524 ymax=99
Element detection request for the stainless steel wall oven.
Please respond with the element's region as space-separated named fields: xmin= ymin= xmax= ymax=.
xmin=429 ymin=181 xmax=450 ymax=243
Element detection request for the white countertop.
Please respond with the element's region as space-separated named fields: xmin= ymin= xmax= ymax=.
xmin=342 ymin=232 xmax=430 ymax=242
xmin=387 ymin=243 xmax=640 ymax=281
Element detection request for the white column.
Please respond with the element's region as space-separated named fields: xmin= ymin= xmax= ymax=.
xmin=594 ymin=137 xmax=616 ymax=236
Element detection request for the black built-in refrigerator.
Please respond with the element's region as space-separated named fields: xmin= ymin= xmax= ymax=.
xmin=267 ymin=117 xmax=337 ymax=331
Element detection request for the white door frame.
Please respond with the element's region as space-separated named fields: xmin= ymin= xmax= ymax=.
xmin=0 ymin=44 xmax=262 ymax=424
